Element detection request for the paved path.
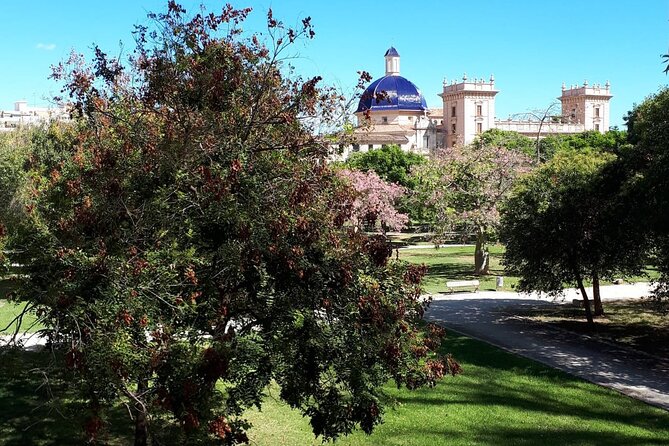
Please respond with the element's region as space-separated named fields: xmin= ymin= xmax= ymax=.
xmin=0 ymin=331 xmax=48 ymax=351
xmin=425 ymin=283 xmax=669 ymax=411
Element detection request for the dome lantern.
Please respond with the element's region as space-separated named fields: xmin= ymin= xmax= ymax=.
xmin=384 ymin=47 xmax=400 ymax=76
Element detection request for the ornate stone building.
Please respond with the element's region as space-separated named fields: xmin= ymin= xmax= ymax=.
xmin=345 ymin=47 xmax=612 ymax=157
xmin=345 ymin=48 xmax=443 ymax=158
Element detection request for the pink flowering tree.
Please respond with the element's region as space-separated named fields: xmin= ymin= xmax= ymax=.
xmin=412 ymin=144 xmax=532 ymax=275
xmin=337 ymin=169 xmax=409 ymax=233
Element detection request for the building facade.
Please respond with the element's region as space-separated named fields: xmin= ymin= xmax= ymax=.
xmin=347 ymin=48 xmax=612 ymax=156
xmin=440 ymin=75 xmax=498 ymax=148
xmin=0 ymin=100 xmax=69 ymax=132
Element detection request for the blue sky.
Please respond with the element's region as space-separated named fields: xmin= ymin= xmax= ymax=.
xmin=1 ymin=1 xmax=668 ymax=128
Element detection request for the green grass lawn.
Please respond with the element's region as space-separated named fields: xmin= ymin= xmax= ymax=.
xmin=0 ymin=299 xmax=42 ymax=335
xmin=3 ymin=248 xmax=668 ymax=445
xmin=0 ymin=276 xmax=42 ymax=335
xmin=3 ymin=331 xmax=668 ymax=445
xmin=398 ymin=245 xmax=518 ymax=293
xmin=398 ymin=244 xmax=660 ymax=295
xmin=243 ymin=331 xmax=669 ymax=446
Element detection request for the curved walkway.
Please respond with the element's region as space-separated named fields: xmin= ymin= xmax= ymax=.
xmin=425 ymin=283 xmax=669 ymax=411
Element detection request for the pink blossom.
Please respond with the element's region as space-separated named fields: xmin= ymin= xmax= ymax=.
xmin=337 ymin=169 xmax=409 ymax=232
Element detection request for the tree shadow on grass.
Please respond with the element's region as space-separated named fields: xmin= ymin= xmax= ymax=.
xmin=0 ymin=349 xmax=90 ymax=445
xmin=375 ymin=333 xmax=669 ymax=445
xmin=384 ymin=427 xmax=669 ymax=446
xmin=553 ymin=319 xmax=669 ymax=361
xmin=383 ymin=388 xmax=669 ymax=446
xmin=426 ymin=263 xmax=478 ymax=281
xmin=512 ymin=302 xmax=669 ymax=362
xmin=0 ymin=348 xmax=140 ymax=445
xmin=0 ymin=348 xmax=217 ymax=446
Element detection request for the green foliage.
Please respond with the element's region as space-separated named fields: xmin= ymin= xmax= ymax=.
xmin=623 ymin=87 xmax=669 ymax=300
xmin=0 ymin=129 xmax=33 ymax=264
xmin=344 ymin=144 xmax=425 ymax=190
xmin=342 ymin=145 xmax=427 ymax=223
xmin=0 ymin=131 xmax=29 ymax=212
xmin=539 ymin=130 xmax=628 ymax=161
xmin=501 ymin=151 xmax=609 ymax=292
xmin=472 ymin=128 xmax=629 ymax=164
xmin=473 ymin=129 xmax=535 ymax=158
xmin=500 ymin=150 xmax=647 ymax=319
xmin=2 ymin=4 xmax=456 ymax=444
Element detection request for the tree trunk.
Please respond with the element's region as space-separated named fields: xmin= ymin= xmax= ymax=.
xmin=575 ymin=274 xmax=594 ymax=326
xmin=592 ymin=271 xmax=604 ymax=317
xmin=474 ymin=229 xmax=489 ymax=276
xmin=134 ymin=377 xmax=149 ymax=446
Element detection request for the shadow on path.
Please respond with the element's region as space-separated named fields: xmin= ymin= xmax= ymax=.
xmin=426 ymin=297 xmax=669 ymax=411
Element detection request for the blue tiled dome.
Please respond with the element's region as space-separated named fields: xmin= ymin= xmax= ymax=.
xmin=356 ymin=75 xmax=428 ymax=113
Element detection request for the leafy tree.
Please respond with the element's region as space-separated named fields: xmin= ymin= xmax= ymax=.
xmin=0 ymin=129 xmax=32 ymax=232
xmin=343 ymin=145 xmax=427 ymax=223
xmin=3 ymin=4 xmax=458 ymax=445
xmin=336 ymin=169 xmax=408 ymax=233
xmin=473 ymin=129 xmax=535 ymax=158
xmin=412 ymin=144 xmax=532 ymax=275
xmin=500 ymin=150 xmax=647 ymax=323
xmin=343 ymin=144 xmax=426 ymax=189
xmin=624 ymin=87 xmax=669 ymax=301
xmin=0 ymin=128 xmax=43 ymax=278
xmin=538 ymin=130 xmax=628 ymax=161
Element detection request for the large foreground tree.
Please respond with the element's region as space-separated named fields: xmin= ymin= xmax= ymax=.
xmin=2 ymin=4 xmax=457 ymax=445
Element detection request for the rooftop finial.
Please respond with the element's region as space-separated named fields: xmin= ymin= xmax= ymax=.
xmin=463 ymin=72 xmax=467 ymax=81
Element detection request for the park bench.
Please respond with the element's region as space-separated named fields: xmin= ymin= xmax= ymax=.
xmin=445 ymin=279 xmax=480 ymax=293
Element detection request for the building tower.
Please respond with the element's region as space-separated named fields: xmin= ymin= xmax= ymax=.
xmin=439 ymin=74 xmax=498 ymax=148
xmin=559 ymin=81 xmax=612 ymax=133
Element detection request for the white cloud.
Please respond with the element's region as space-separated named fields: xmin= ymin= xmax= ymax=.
xmin=36 ymin=43 xmax=56 ymax=51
